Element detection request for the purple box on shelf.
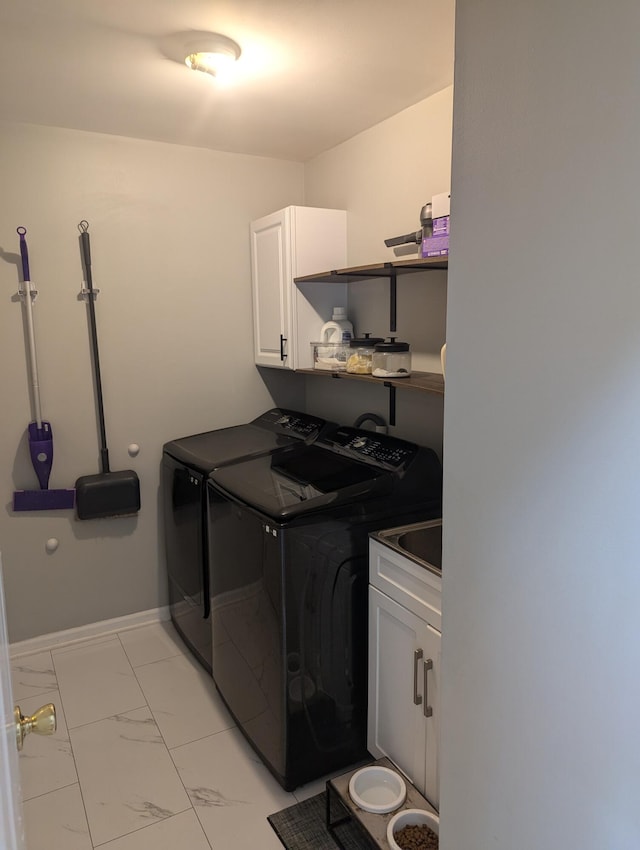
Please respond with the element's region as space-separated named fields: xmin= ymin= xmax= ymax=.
xmin=422 ymin=213 xmax=450 ymax=257
xmin=433 ymin=214 xmax=450 ymax=236
xmin=421 ymin=236 xmax=449 ymax=257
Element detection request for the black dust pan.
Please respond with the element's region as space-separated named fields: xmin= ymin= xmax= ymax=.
xmin=75 ymin=221 xmax=140 ymax=520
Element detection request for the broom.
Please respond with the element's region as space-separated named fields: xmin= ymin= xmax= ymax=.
xmin=74 ymin=221 xmax=140 ymax=520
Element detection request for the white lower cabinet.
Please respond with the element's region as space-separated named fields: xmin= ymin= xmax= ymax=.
xmin=368 ymin=541 xmax=441 ymax=809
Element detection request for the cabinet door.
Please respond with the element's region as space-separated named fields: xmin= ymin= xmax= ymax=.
xmin=250 ymin=209 xmax=293 ymax=369
xmin=250 ymin=206 xmax=347 ymax=371
xmin=368 ymin=587 xmax=441 ymax=808
xmin=422 ymin=622 xmax=440 ymax=810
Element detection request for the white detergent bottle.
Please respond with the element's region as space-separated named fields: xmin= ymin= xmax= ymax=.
xmin=320 ymin=306 xmax=354 ymax=343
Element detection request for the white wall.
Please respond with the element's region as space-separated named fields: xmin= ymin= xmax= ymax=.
xmin=0 ymin=122 xmax=304 ymax=642
xmin=305 ymin=89 xmax=453 ymax=266
xmin=441 ymin=2 xmax=640 ymax=848
xmin=304 ymin=90 xmax=452 ymax=448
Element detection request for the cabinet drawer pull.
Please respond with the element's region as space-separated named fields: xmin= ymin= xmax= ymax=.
xmin=279 ymin=334 xmax=287 ymax=361
xmin=413 ymin=648 xmax=423 ymax=705
xmin=423 ymin=658 xmax=433 ymax=718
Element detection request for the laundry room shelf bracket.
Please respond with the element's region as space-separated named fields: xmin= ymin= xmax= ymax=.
xmin=389 ymin=268 xmax=397 ymax=333
xmin=384 ymin=382 xmax=397 ymax=426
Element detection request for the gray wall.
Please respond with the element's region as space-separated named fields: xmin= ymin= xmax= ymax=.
xmin=0 ymin=122 xmax=304 ymax=642
xmin=304 ymin=90 xmax=452 ymax=449
xmin=440 ymin=2 xmax=640 ymax=848
xmin=1 ymin=88 xmax=453 ymax=644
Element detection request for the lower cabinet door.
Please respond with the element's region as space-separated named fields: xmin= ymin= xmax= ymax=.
xmin=422 ymin=620 xmax=440 ymax=809
xmin=367 ymin=586 xmax=441 ymax=808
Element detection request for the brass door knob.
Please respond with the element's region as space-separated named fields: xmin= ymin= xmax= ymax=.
xmin=14 ymin=703 xmax=56 ymax=751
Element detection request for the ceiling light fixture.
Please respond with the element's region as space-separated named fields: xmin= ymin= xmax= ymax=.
xmin=183 ymin=33 xmax=241 ymax=78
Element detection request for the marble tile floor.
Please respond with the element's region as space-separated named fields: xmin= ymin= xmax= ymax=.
xmin=11 ymin=620 xmax=333 ymax=850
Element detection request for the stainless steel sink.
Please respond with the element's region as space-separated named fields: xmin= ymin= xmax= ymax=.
xmin=372 ymin=519 xmax=442 ymax=575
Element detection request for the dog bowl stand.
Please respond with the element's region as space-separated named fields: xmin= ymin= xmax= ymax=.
xmin=326 ymin=757 xmax=438 ymax=849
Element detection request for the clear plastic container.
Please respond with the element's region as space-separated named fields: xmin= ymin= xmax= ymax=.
xmin=371 ymin=338 xmax=412 ymax=378
xmin=346 ymin=334 xmax=385 ymax=375
xmin=311 ymin=341 xmax=349 ymax=371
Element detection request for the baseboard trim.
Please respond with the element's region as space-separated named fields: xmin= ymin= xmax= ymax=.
xmin=10 ymin=606 xmax=171 ymax=659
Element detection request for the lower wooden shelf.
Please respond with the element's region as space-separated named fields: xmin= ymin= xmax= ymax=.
xmin=296 ymin=368 xmax=444 ymax=396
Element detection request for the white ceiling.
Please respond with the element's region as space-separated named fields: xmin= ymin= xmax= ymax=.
xmin=0 ymin=0 xmax=455 ymax=162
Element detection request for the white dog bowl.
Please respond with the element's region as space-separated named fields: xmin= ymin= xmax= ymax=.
xmin=348 ymin=765 xmax=407 ymax=814
xmin=387 ymin=808 xmax=440 ymax=849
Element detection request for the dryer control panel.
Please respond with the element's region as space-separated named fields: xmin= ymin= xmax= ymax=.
xmin=253 ymin=408 xmax=331 ymax=441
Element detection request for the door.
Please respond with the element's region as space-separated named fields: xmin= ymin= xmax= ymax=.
xmin=422 ymin=621 xmax=441 ymax=809
xmin=250 ymin=208 xmax=293 ymax=369
xmin=0 ymin=552 xmax=25 ymax=850
xmin=368 ymin=586 xmax=441 ymax=807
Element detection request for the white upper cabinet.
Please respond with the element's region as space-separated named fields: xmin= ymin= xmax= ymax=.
xmin=250 ymin=206 xmax=347 ymax=370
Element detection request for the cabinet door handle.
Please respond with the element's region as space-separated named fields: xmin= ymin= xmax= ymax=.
xmin=413 ymin=648 xmax=423 ymax=705
xmin=279 ymin=334 xmax=287 ymax=361
xmin=423 ymin=658 xmax=433 ymax=718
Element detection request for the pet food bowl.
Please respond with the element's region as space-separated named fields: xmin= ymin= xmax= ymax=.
xmin=387 ymin=808 xmax=440 ymax=849
xmin=347 ymin=765 xmax=407 ymax=814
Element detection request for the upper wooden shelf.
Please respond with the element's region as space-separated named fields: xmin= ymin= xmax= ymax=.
xmin=294 ymin=256 xmax=448 ymax=284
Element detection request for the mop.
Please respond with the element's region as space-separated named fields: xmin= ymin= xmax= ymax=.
xmin=12 ymin=227 xmax=75 ymax=511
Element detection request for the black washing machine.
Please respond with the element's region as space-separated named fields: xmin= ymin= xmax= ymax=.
xmin=161 ymin=409 xmax=331 ymax=672
xmin=206 ymin=425 xmax=442 ymax=790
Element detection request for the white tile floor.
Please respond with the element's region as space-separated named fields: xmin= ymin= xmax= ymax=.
xmin=12 ymin=621 xmax=331 ymax=849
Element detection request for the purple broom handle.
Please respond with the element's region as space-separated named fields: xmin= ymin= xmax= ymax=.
xmin=17 ymin=226 xmax=30 ymax=281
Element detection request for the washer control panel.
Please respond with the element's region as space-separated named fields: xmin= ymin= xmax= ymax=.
xmin=323 ymin=427 xmax=418 ymax=469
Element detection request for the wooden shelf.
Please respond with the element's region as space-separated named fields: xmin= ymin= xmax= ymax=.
xmin=296 ymin=368 xmax=444 ymax=396
xmin=294 ymin=256 xmax=448 ymax=284
xmin=294 ymin=256 xmax=447 ymax=424
xmin=295 ymin=256 xmax=448 ymax=333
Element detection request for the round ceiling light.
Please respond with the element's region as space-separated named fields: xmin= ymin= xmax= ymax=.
xmin=183 ymin=34 xmax=241 ymax=78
